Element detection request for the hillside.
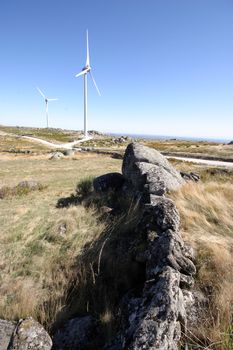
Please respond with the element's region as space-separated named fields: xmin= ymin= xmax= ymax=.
xmin=0 ymin=129 xmax=232 ymax=349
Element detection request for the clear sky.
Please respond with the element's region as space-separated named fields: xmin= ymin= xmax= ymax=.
xmin=0 ymin=0 xmax=233 ymax=139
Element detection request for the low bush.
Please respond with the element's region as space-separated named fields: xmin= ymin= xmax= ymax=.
xmin=76 ymin=176 xmax=94 ymax=198
xmin=0 ymin=181 xmax=45 ymax=199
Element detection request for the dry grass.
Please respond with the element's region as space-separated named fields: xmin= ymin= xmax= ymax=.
xmin=170 ymin=181 xmax=233 ymax=349
xmin=0 ymin=125 xmax=82 ymax=143
xmin=0 ymin=153 xmax=121 ymax=329
xmin=145 ymin=140 xmax=233 ymax=160
xmin=0 ymin=134 xmax=51 ymax=153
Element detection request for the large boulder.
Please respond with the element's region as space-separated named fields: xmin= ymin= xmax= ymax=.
xmin=8 ymin=317 xmax=52 ymax=350
xmin=122 ymin=143 xmax=184 ymax=195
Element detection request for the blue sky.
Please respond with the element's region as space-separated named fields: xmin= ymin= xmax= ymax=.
xmin=0 ymin=0 xmax=233 ymax=139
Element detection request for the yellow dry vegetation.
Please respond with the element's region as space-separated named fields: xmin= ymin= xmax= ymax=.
xmin=170 ymin=181 xmax=233 ymax=349
xmin=0 ymin=153 xmax=121 ymax=328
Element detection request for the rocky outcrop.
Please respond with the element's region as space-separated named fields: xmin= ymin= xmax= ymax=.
xmin=94 ymin=143 xmax=196 ymax=349
xmin=122 ymin=143 xmax=184 ymax=196
xmin=0 ymin=317 xmax=52 ymax=350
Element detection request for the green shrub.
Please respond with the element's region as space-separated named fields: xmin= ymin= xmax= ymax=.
xmin=76 ymin=176 xmax=94 ymax=198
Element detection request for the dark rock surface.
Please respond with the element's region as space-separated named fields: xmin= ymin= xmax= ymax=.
xmin=93 ymin=172 xmax=125 ymax=193
xmin=52 ymin=316 xmax=98 ymax=350
xmin=180 ymin=171 xmax=200 ymax=182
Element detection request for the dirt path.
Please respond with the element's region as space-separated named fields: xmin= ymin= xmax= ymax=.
xmin=166 ymin=156 xmax=233 ymax=168
xmin=22 ymin=136 xmax=92 ymax=149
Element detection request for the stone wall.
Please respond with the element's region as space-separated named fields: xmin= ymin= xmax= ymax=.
xmin=100 ymin=143 xmax=196 ymax=349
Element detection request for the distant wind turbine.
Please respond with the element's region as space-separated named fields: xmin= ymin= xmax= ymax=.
xmin=36 ymin=87 xmax=58 ymax=128
xmin=75 ymin=30 xmax=101 ymax=137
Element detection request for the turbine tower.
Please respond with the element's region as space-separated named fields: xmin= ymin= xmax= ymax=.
xmin=75 ymin=30 xmax=101 ymax=137
xmin=36 ymin=87 xmax=58 ymax=128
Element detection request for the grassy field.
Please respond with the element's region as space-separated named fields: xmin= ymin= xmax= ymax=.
xmin=0 ymin=133 xmax=52 ymax=153
xmin=0 ymin=125 xmax=83 ymax=144
xmin=0 ymin=138 xmax=232 ymax=349
xmin=145 ymin=139 xmax=233 ymax=160
xmin=0 ymin=153 xmax=121 ymax=328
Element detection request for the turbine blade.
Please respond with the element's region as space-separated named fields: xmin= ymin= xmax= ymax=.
xmin=75 ymin=69 xmax=88 ymax=77
xmin=36 ymin=86 xmax=46 ymax=99
xmin=89 ymin=71 xmax=101 ymax=96
xmin=86 ymin=29 xmax=90 ymax=67
xmin=47 ymin=98 xmax=58 ymax=101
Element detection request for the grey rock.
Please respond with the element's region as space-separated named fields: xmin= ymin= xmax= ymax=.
xmin=122 ymin=143 xmax=184 ymax=194
xmin=147 ymin=229 xmax=196 ymax=279
xmin=180 ymin=273 xmax=195 ymax=289
xmin=63 ymin=149 xmax=75 ymax=156
xmin=17 ymin=180 xmax=42 ymax=191
xmin=49 ymin=152 xmax=64 ymax=160
xmin=93 ymin=172 xmax=125 ymax=193
xmin=183 ymin=290 xmax=207 ymax=328
xmin=52 ymin=315 xmax=98 ymax=350
xmin=145 ymin=195 xmax=180 ymax=232
xmin=0 ymin=319 xmax=16 ymax=350
xmin=121 ymin=267 xmax=184 ymax=350
xmin=8 ymin=317 xmax=52 ymax=350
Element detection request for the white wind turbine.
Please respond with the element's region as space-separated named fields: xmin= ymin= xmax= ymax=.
xmin=36 ymin=87 xmax=58 ymax=128
xmin=75 ymin=30 xmax=101 ymax=137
